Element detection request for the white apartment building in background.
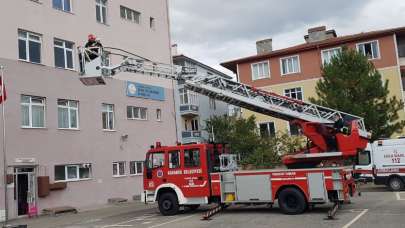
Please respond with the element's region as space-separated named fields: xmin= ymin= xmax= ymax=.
xmin=172 ymin=45 xmax=233 ymax=144
xmin=0 ymin=0 xmax=175 ymax=220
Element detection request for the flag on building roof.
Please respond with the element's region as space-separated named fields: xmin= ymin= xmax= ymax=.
xmin=0 ymin=76 xmax=6 ymax=104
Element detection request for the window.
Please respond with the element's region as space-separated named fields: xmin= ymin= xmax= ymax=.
xmin=169 ymin=150 xmax=180 ymax=169
xmin=321 ymin=47 xmax=341 ymax=65
xmin=54 ymin=39 xmax=74 ymax=69
xmin=251 ymin=61 xmax=270 ymax=80
xmin=284 ymin=87 xmax=303 ymax=101
xmin=58 ymin=99 xmax=79 ymax=129
xmin=184 ymin=149 xmax=200 ymax=167
xmin=288 ymin=122 xmax=301 ymax=136
xmin=150 ymin=17 xmax=155 ymax=29
xmin=209 ymin=98 xmax=216 ymax=110
xmin=18 ymin=30 xmax=41 ymax=63
xmin=21 ymin=95 xmax=45 ymax=128
xmin=113 ymin=162 xmax=126 ymax=177
xmin=129 ymin=161 xmax=143 ymax=175
xmin=259 ymin=122 xmax=275 ymax=138
xmin=398 ymin=36 xmax=405 ymax=57
xmin=156 ymin=109 xmax=162 ymax=121
xmin=185 ymin=119 xmax=199 ymax=131
xmin=96 ymin=0 xmax=107 ymax=24
xmin=52 ymin=0 xmax=71 ymax=12
xmin=179 ymin=89 xmax=198 ymax=105
xmin=401 ymin=71 xmax=405 ymax=91
xmin=357 ymin=41 xmax=380 ymax=60
xmin=280 ymin=55 xmax=300 ymax=75
xmin=148 ymin=153 xmax=165 ymax=168
xmin=127 ymin=106 xmax=147 ymax=120
xmin=102 ymin=104 xmax=114 ymax=130
xmin=358 ymin=150 xmax=371 ymax=166
xmin=55 ymin=164 xmax=92 ymax=181
xmin=120 ymin=6 xmax=140 ymax=24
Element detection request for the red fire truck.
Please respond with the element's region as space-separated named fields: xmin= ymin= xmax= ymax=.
xmin=77 ymin=44 xmax=369 ymax=216
xmin=142 ymin=142 xmax=356 ymax=215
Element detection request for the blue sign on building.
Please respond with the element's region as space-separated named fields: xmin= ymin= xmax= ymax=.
xmin=126 ymin=81 xmax=165 ymax=101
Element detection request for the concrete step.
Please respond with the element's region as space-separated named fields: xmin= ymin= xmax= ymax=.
xmin=42 ymin=206 xmax=77 ymax=216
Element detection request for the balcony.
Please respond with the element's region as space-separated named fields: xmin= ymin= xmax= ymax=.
xmin=181 ymin=130 xmax=203 ymax=144
xmin=179 ymin=104 xmax=199 ymax=117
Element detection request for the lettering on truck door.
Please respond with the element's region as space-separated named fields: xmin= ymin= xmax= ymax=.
xmin=180 ymin=146 xmax=210 ymax=197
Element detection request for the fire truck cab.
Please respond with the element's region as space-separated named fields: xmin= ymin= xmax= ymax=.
xmin=142 ymin=142 xmax=356 ymax=216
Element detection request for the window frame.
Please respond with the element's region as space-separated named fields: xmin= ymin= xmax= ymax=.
xmin=52 ymin=0 xmax=72 ymax=12
xmin=284 ymin=87 xmax=304 ymax=101
xmin=129 ymin=161 xmax=144 ymax=176
xmin=57 ymin=99 xmax=79 ymax=130
xmin=168 ymin=150 xmax=181 ymax=169
xmin=209 ymin=98 xmax=216 ymax=110
xmin=150 ymin=17 xmax=156 ymax=30
xmin=112 ymin=161 xmax=126 ymax=177
xmin=321 ymin=47 xmax=342 ymax=65
xmin=179 ymin=88 xmax=198 ymax=105
xmin=127 ymin=106 xmax=148 ymax=121
xmin=21 ymin=95 xmax=46 ymax=128
xmin=356 ymin=40 xmax=380 ymax=60
xmin=102 ymin=103 xmax=115 ymax=130
xmin=156 ymin=109 xmax=162 ymax=121
xmin=184 ymin=148 xmax=201 ymax=168
xmin=258 ymin=122 xmax=276 ymax=138
xmin=120 ymin=5 xmax=141 ymax=24
xmin=54 ymin=38 xmax=75 ymax=70
xmin=287 ymin=121 xmax=302 ymax=136
xmin=96 ymin=0 xmax=108 ymax=24
xmin=251 ymin=60 xmax=270 ymax=80
xmin=18 ymin=30 xmax=42 ymax=64
xmin=54 ymin=164 xmax=92 ymax=182
xmin=280 ymin=55 xmax=301 ymax=75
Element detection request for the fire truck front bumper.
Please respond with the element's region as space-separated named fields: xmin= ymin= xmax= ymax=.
xmin=141 ymin=190 xmax=156 ymax=204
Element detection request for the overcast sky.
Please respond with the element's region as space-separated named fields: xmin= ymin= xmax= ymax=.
xmin=169 ymin=0 xmax=405 ymax=75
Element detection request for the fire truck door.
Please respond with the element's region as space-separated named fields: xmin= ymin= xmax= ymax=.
xmin=181 ymin=147 xmax=210 ymax=197
xmin=146 ymin=151 xmax=167 ymax=187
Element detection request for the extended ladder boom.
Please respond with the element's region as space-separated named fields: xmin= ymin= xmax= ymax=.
xmin=78 ymin=46 xmax=366 ymax=133
xmin=78 ymin=46 xmax=369 ymax=167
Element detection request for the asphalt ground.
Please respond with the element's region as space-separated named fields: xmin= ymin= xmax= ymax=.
xmin=8 ymin=184 xmax=405 ymax=228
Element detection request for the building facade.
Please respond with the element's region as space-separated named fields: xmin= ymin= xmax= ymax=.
xmin=0 ymin=0 xmax=175 ymax=220
xmin=172 ymin=51 xmax=232 ymax=144
xmin=221 ymin=26 xmax=405 ymax=137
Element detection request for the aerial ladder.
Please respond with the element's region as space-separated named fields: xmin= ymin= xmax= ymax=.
xmin=78 ymin=46 xmax=369 ymax=168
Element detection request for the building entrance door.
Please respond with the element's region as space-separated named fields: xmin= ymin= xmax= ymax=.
xmin=15 ymin=167 xmax=36 ymax=216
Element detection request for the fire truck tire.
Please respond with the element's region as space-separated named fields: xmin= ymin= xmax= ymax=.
xmin=158 ymin=192 xmax=179 ymax=216
xmin=388 ymin=177 xmax=404 ymax=191
xmin=278 ymin=188 xmax=307 ymax=215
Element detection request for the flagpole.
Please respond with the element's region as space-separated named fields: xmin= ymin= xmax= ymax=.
xmin=0 ymin=65 xmax=8 ymax=226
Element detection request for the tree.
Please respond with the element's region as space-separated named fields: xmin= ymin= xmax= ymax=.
xmin=205 ymin=115 xmax=260 ymax=159
xmin=205 ymin=115 xmax=304 ymax=168
xmin=309 ymin=48 xmax=405 ymax=141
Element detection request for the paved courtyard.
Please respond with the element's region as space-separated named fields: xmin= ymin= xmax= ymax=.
xmin=7 ymin=184 xmax=405 ymax=228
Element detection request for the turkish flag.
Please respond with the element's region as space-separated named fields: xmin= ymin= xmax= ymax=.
xmin=0 ymin=76 xmax=6 ymax=104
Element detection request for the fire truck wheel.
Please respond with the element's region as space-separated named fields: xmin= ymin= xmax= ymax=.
xmin=388 ymin=177 xmax=404 ymax=191
xmin=278 ymin=188 xmax=307 ymax=215
xmin=158 ymin=192 xmax=179 ymax=216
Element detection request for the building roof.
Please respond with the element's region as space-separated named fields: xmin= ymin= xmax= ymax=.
xmin=221 ymin=26 xmax=405 ymax=73
xmin=173 ymin=54 xmax=233 ymax=79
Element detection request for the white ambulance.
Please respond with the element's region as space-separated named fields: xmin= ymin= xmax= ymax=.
xmin=355 ymin=138 xmax=405 ymax=191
